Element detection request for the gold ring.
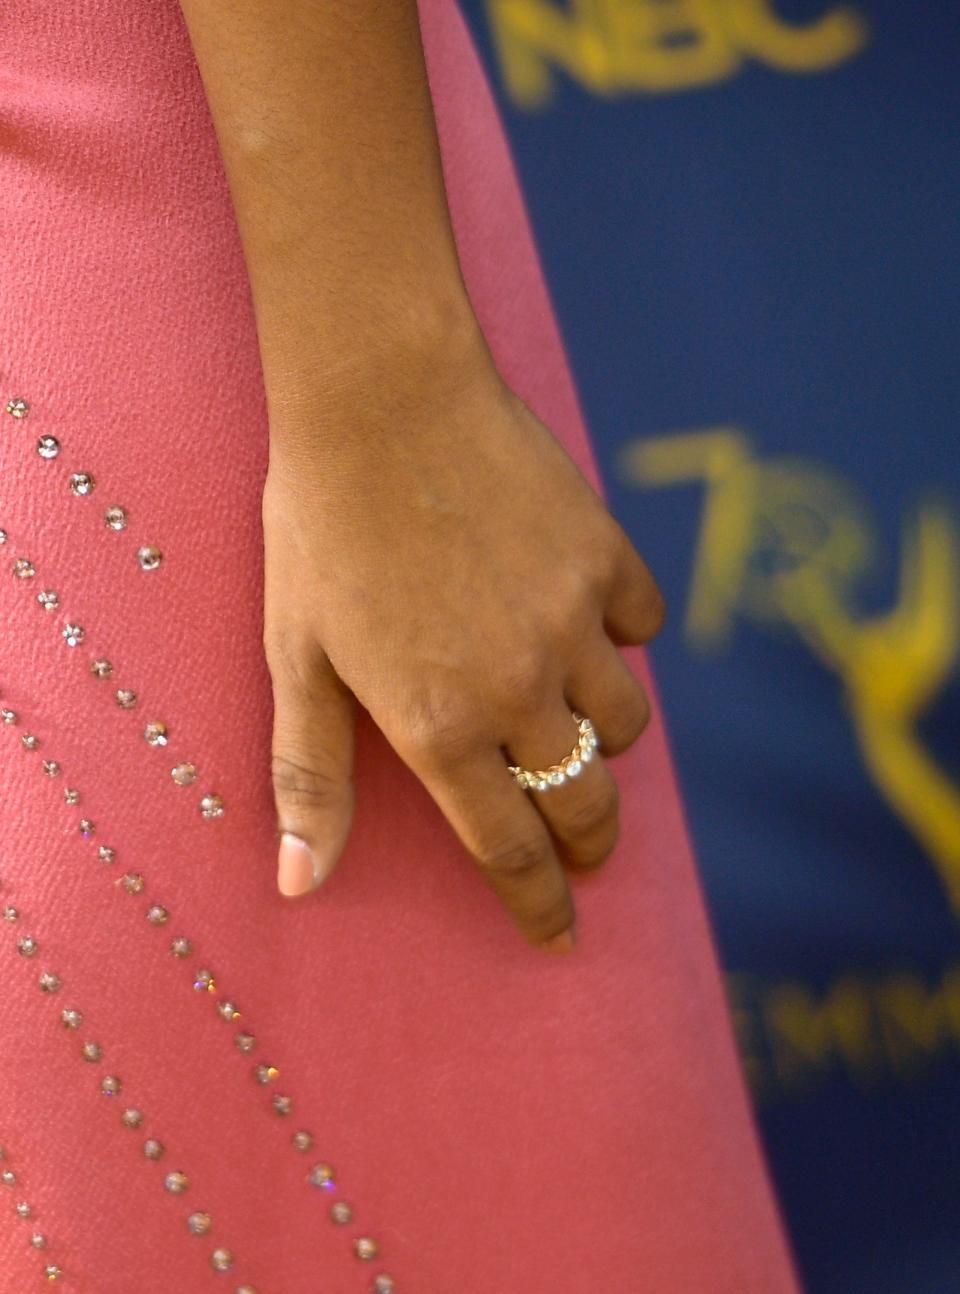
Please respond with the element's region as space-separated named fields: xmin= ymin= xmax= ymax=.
xmin=507 ymin=711 xmax=599 ymax=791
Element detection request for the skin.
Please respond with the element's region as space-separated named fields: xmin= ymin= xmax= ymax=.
xmin=176 ymin=0 xmax=666 ymax=953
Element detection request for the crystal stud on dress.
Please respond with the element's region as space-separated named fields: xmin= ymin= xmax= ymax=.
xmin=210 ymin=1247 xmax=233 ymax=1272
xmin=137 ymin=545 xmax=162 ymax=570
xmin=200 ymin=793 xmax=224 ymax=819
xmin=171 ymin=762 xmax=196 ymax=786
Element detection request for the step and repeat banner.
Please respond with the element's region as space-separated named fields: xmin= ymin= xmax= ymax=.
xmin=459 ymin=3 xmax=960 ymax=1291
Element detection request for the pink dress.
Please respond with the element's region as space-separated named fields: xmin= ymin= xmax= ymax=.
xmin=0 ymin=2 xmax=801 ymax=1291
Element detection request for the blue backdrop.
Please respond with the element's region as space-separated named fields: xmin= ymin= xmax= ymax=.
xmin=458 ymin=3 xmax=960 ymax=1290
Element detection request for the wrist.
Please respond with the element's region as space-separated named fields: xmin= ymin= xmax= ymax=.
xmin=261 ymin=285 xmax=497 ymax=437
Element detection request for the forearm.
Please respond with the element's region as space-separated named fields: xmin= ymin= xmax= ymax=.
xmin=176 ymin=0 xmax=489 ymax=425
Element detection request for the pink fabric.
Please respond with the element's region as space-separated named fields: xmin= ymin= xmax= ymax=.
xmin=0 ymin=2 xmax=801 ymax=1290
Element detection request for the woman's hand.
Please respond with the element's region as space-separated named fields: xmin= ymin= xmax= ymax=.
xmin=262 ymin=328 xmax=666 ymax=953
xmin=177 ymin=0 xmax=665 ymax=952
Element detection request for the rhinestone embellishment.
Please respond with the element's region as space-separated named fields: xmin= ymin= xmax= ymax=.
xmin=164 ymin=1170 xmax=189 ymax=1195
xmin=1 ymin=614 xmax=391 ymax=1285
xmin=137 ymin=545 xmax=162 ymax=570
xmin=171 ymin=761 xmax=196 ymax=786
xmin=69 ymin=472 xmax=95 ymax=496
xmin=308 ymin=1163 xmax=335 ymax=1189
xmin=36 ymin=435 xmax=60 ymax=459
xmin=200 ymin=793 xmax=224 ymax=819
xmin=144 ymin=721 xmax=168 ymax=746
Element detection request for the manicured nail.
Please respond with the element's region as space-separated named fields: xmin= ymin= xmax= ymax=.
xmin=540 ymin=927 xmax=576 ymax=955
xmin=277 ymin=832 xmax=318 ymax=897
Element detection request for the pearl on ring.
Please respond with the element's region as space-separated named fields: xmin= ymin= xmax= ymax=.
xmin=507 ymin=712 xmax=600 ymax=791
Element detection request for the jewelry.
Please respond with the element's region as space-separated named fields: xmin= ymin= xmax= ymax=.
xmin=508 ymin=711 xmax=599 ymax=791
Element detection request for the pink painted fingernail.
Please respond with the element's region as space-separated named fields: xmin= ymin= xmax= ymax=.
xmin=540 ymin=927 xmax=576 ymax=955
xmin=277 ymin=832 xmax=317 ymax=897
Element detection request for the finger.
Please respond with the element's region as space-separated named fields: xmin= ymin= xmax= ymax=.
xmin=504 ymin=701 xmax=620 ymax=875
xmin=395 ymin=731 xmax=577 ymax=953
xmin=603 ymin=526 xmax=667 ymax=646
xmin=566 ymin=625 xmax=652 ymax=759
xmin=266 ymin=634 xmax=358 ymax=897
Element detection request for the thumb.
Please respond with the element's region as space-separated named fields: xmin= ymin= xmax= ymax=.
xmin=268 ymin=639 xmax=357 ymax=898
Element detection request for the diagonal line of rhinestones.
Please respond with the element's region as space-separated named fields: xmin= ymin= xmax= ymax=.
xmin=1 ymin=914 xmax=254 ymax=1289
xmin=1 ymin=677 xmax=396 ymax=1281
xmin=0 ymin=1140 xmax=73 ymax=1286
xmin=2 ymin=393 xmax=224 ymax=821
xmin=2 ymin=387 xmax=396 ymax=1290
xmin=4 ymin=395 xmax=160 ymax=569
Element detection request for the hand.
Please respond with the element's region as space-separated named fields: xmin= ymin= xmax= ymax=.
xmin=261 ymin=331 xmax=666 ymax=953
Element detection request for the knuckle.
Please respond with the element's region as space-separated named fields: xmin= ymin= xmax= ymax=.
xmin=475 ymin=834 xmax=549 ymax=880
xmin=271 ymin=753 xmax=349 ymax=810
xmin=644 ymin=582 xmax=668 ymax=638
xmin=547 ymin=564 xmax=606 ymax=645
xmin=635 ymin=686 xmax=652 ymax=733
xmin=597 ymin=696 xmax=651 ymax=757
xmin=562 ymin=778 xmax=619 ymax=836
xmin=398 ymin=693 xmax=478 ymax=769
xmin=263 ymin=624 xmax=318 ymax=689
xmin=501 ymin=648 xmax=556 ymax=715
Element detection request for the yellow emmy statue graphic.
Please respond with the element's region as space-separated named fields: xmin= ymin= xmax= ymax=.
xmin=621 ymin=428 xmax=960 ymax=916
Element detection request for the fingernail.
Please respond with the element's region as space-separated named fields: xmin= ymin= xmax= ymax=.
xmin=277 ymin=831 xmax=320 ymax=897
xmin=540 ymin=927 xmax=576 ymax=955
